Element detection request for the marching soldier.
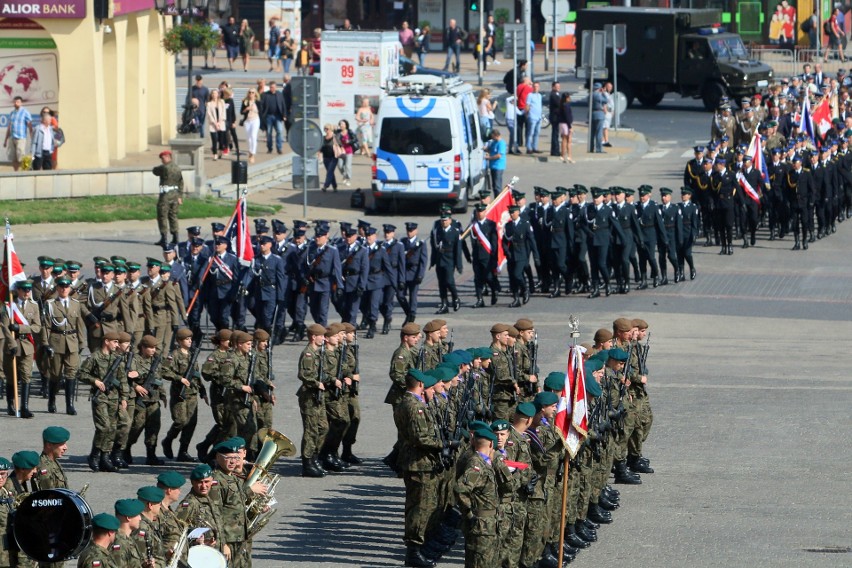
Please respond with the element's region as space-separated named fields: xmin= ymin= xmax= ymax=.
xmin=225 ymin=331 xmax=259 ymax=457
xmin=111 ymin=331 xmax=134 ymax=470
xmin=205 ymin=236 xmax=239 ymax=330
xmin=249 ymin=235 xmax=286 ymax=333
xmin=767 ymin=146 xmax=789 ymax=241
xmin=513 ymin=318 xmax=539 ymax=400
xmin=547 ymin=188 xmax=572 ymax=297
xmin=286 ymin=228 xmax=310 ymax=342
xmin=183 ymin=238 xmax=209 ymax=337
xmin=467 ymin=203 xmax=499 ymax=308
xmin=196 ymin=329 xmax=233 ymax=461
xmin=739 ymin=154 xmax=763 ymax=248
xmin=76 ymin=513 xmax=120 ymax=568
xmin=251 ymin=329 xmax=276 ymax=454
xmin=361 ymin=227 xmax=387 ymax=338
xmin=678 ymin=187 xmax=700 ymax=281
xmin=42 ymin=276 xmax=86 ymax=415
xmin=162 ymin=243 xmax=189 ymax=305
xmin=339 ymin=323 xmax=362 ymax=464
xmin=79 ymin=331 xmax=122 ymax=473
xmin=336 ymin=227 xmax=368 ymax=325
xmin=127 ymin=335 xmax=166 ymax=466
xmin=297 ymin=324 xmax=330 ymax=478
xmin=85 ymin=263 xmax=123 ymax=353
xmin=611 ymin=188 xmax=642 ymax=294
xmin=500 ymin=402 xmax=536 ymax=567
xmin=710 ymin=103 xmax=736 ymax=142
xmin=270 ymin=220 xmax=294 ymax=343
xmin=658 ymin=188 xmax=683 ymax=284
xmin=319 ymin=324 xmax=349 ymax=472
xmin=153 ymin=150 xmax=184 ymax=247
xmin=382 ymin=322 xmax=421 ymax=472
xmin=178 ymin=225 xmax=204 ymax=258
xmin=380 ymin=224 xmax=406 ymax=334
xmin=585 ymin=188 xmax=625 ymax=298
xmin=488 ymin=323 xmax=518 ymax=421
xmin=635 ymin=186 xmax=667 ymax=289
xmin=304 ymin=225 xmax=344 ymax=328
xmin=503 ymin=205 xmax=539 ymax=307
xmin=711 ymin=157 xmax=737 ymax=255
xmin=37 ymin=426 xmax=69 ymax=490
xmin=160 ymin=328 xmax=203 ymax=463
xmin=431 ymin=211 xmax=463 ymax=314
xmin=401 ymin=222 xmax=428 ymax=324
xmin=4 ymin=279 xmax=41 ymax=418
xmin=786 ymin=155 xmax=813 ymax=250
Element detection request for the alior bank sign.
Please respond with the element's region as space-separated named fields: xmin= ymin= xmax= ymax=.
xmin=0 ymin=0 xmax=86 ymax=18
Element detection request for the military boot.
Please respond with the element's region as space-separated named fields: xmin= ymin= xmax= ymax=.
xmin=155 ymin=233 xmax=167 ymax=247
xmin=177 ymin=443 xmax=198 ymax=462
xmin=614 ymin=460 xmax=641 ymax=484
xmin=19 ymin=382 xmax=33 ymax=419
xmin=357 ymin=318 xmax=369 ymax=331
xmin=321 ymin=452 xmax=344 ymax=472
xmin=660 ymin=271 xmax=669 ymax=285
xmin=791 ymin=235 xmax=800 ymax=250
xmin=808 ymin=230 xmax=815 ymax=243
xmin=47 ymin=380 xmax=58 ymax=413
xmin=341 ymin=443 xmax=362 ymax=465
xmin=549 ymin=275 xmax=563 ymax=298
xmin=509 ymin=293 xmax=521 ymax=308
xmin=742 ymin=236 xmax=749 ymax=249
xmin=435 ymin=299 xmax=449 ymax=314
xmin=628 ymin=454 xmax=654 ymax=473
xmin=110 ymin=443 xmax=128 ymax=469
xmin=161 ymin=434 xmax=175 ymax=460
xmin=170 ymin=232 xmax=179 ymax=245
xmin=99 ymin=450 xmax=119 ymax=473
xmin=381 ymin=317 xmax=392 ymax=334
xmin=365 ymin=322 xmax=377 ymax=339
xmin=636 ymin=276 xmax=648 ymax=291
xmin=301 ymin=457 xmax=326 ymax=478
xmin=472 ymin=295 xmax=485 ymax=308
xmin=565 ymin=523 xmax=590 ymax=549
xmin=292 ymin=323 xmax=306 ymax=342
xmin=574 ymin=520 xmax=597 ymax=542
xmin=64 ymin=378 xmax=77 ymax=415
xmin=588 ymin=285 xmax=600 ymax=299
xmin=87 ymin=447 xmax=101 ymax=472
xmin=122 ymin=447 xmax=134 ymax=466
xmin=599 ymin=494 xmax=619 ymax=510
xmin=405 ymin=545 xmax=436 ymax=567
xmin=452 ymin=296 xmax=461 ymax=311
xmin=521 ymin=287 xmax=530 ymax=304
xmin=145 ymin=445 xmax=165 ymax=466
xmin=588 ymin=502 xmax=613 ymax=524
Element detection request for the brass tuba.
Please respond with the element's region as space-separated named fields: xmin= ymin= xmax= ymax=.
xmin=245 ymin=429 xmax=296 ymax=538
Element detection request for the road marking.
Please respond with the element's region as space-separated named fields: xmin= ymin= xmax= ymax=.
xmin=654 ymin=383 xmax=852 ymax=391
xmin=657 ymin=140 xmax=679 ymax=145
xmin=681 ymin=150 xmax=695 ymax=158
xmin=642 ymin=150 xmax=670 ymax=159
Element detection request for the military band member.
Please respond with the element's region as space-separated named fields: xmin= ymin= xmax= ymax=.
xmin=468 ymin=203 xmax=499 ymax=308
xmin=9 ymin=450 xmax=41 ymax=568
xmin=156 ymin=471 xmax=187 ymax=561
xmin=79 ymin=331 xmax=122 ymax=473
xmin=113 ymin=499 xmax=148 ymax=568
xmin=161 ymin=328 xmax=203 ymax=463
xmin=127 ymin=335 xmax=166 ymax=466
xmin=42 ymin=277 xmax=86 ymax=415
xmin=135 ymin=486 xmax=167 ymax=568
xmin=431 ymin=211 xmax=463 ymax=315
xmin=37 ymin=426 xmax=69 ymax=489
xmin=503 ymin=205 xmax=539 ymax=307
xmin=4 ymin=279 xmax=41 ymax=418
xmin=77 ymin=513 xmax=120 ymax=568
xmin=401 ymin=223 xmax=428 ymax=324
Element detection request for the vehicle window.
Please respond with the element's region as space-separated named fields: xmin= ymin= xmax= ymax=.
xmin=709 ymin=38 xmax=731 ymax=59
xmin=379 ymin=117 xmax=453 ymax=155
xmin=643 ymin=26 xmax=658 ymax=40
xmin=724 ymin=37 xmax=748 ymax=59
xmin=467 ymin=113 xmax=479 ymax=149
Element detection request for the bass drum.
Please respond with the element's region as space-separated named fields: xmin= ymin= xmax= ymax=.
xmin=13 ymin=488 xmax=93 ymax=562
xmin=188 ymin=544 xmax=227 ymax=568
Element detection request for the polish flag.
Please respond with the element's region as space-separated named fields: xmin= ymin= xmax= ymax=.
xmin=1 ymin=222 xmax=27 ymax=301
xmin=554 ymin=345 xmax=588 ymax=458
xmin=800 ymin=95 xmax=816 ymax=143
xmin=811 ymin=98 xmax=833 ymax=140
xmin=735 ymin=171 xmax=762 ymax=205
xmin=7 ymin=302 xmax=34 ymax=346
xmin=746 ymin=132 xmax=769 ymax=183
xmin=226 ymin=192 xmax=254 ymax=267
xmin=485 ymin=185 xmax=515 ymax=273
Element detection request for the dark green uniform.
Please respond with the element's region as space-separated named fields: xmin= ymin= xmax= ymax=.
xmin=76 ymin=542 xmax=117 ymax=568
xmin=455 ymin=450 xmax=499 ymax=568
xmin=79 ymin=350 xmax=121 ymax=453
xmin=128 ymin=353 xmax=165 ymax=451
xmin=200 ymin=348 xmax=235 ymax=452
xmin=153 ymin=159 xmax=184 ymax=240
xmin=176 ymin=492 xmax=224 ymax=554
xmin=36 ymin=453 xmax=67 ymax=489
xmin=161 ymin=346 xmax=202 ymax=457
xmin=489 ymin=343 xmax=516 ymax=421
xmin=384 ymin=343 xmax=417 ymax=406
xmin=296 ymin=344 xmax=328 ymax=462
xmin=112 ymin=531 xmax=144 ymax=568
xmin=212 ymin=470 xmax=251 ymax=568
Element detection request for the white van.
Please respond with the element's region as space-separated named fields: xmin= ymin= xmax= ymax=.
xmin=371 ymin=75 xmax=487 ymax=213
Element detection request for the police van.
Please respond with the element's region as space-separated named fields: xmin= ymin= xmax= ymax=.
xmin=371 ymin=75 xmax=486 ymax=213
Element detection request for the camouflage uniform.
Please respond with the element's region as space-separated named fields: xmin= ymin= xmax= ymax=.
xmin=133 ymin=515 xmax=165 ymax=567
xmin=161 ymin=345 xmax=202 ymax=456
xmin=79 ymin=350 xmax=121 ymax=453
xmin=36 ymin=453 xmax=67 ymax=489
xmin=76 ymin=542 xmax=118 ymax=568
xmin=455 ymin=450 xmax=499 ymax=568
xmin=515 ymin=338 xmax=538 ymax=402
xmin=153 ymin=159 xmax=184 ymax=239
xmin=253 ymin=349 xmax=275 ymax=451
xmin=321 ymin=344 xmax=348 ymax=460
xmin=0 ymin=480 xmax=13 ymax=567
xmin=296 ymin=343 xmax=328 ymax=462
xmin=113 ymin=351 xmax=135 ymax=460
xmin=176 ymin=491 xmax=224 ymax=554
xmin=128 ymin=353 xmax=165 ymax=451
xmin=384 ymin=342 xmax=416 ymax=407
xmin=112 ymin=531 xmax=144 ymax=567
xmin=501 ymin=426 xmax=533 ymax=567
xmin=489 ymin=343 xmax=516 ymax=421
xmin=212 ymin=469 xmax=251 ymax=568
xmin=340 ymin=341 xmax=361 ymax=456
xmin=627 ymin=339 xmax=653 ymax=459
xmin=226 ymin=350 xmax=258 ymax=450
xmin=520 ymin=418 xmax=559 ymax=567
xmin=199 ymin=347 xmax=235 ymax=452
xmin=159 ymin=503 xmax=184 ymax=558
xmin=422 ymin=341 xmax=442 ymax=371
xmin=613 ymin=339 xmax=638 ymax=463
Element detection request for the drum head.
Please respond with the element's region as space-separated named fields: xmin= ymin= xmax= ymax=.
xmin=13 ymin=488 xmax=92 ymax=562
xmin=188 ymin=544 xmax=227 ymax=568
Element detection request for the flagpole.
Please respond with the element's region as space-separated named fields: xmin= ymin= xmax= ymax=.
xmin=5 ymin=219 xmax=19 ymax=418
xmin=558 ymin=315 xmax=581 ymax=567
xmin=459 ymin=176 xmax=519 ymax=240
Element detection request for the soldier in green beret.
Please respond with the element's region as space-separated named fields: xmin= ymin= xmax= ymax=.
xmin=134 ymin=486 xmax=166 ymax=567
xmin=176 ymin=465 xmax=224 ymax=554
xmin=77 ymin=513 xmax=120 ymax=568
xmin=454 ymin=428 xmax=499 ymax=568
xmin=500 ymin=402 xmax=536 ymax=567
xmin=37 ymin=426 xmax=69 ymax=489
xmin=156 ymin=471 xmax=187 ymax=559
xmin=113 ymin=499 xmax=148 ymax=568
xmin=153 ymin=150 xmax=185 ymax=248
xmin=0 ymin=457 xmax=14 ymax=567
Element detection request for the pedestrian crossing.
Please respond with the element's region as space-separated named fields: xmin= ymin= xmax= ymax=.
xmin=640 ymin=147 xmax=700 ymax=160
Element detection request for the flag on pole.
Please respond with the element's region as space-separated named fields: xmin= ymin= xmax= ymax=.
xmin=735 ymin=171 xmax=762 ymax=205
xmin=225 ymin=192 xmax=254 ymax=267
xmin=800 ymin=95 xmax=816 ymax=143
xmin=746 ymin=132 xmax=769 ymax=183
xmin=7 ymin=302 xmax=34 ymax=346
xmin=1 ymin=222 xmax=26 ymax=301
xmin=485 ymin=187 xmax=515 ymax=273
xmin=811 ymin=98 xmax=833 ymax=140
xmin=554 ymin=345 xmax=588 ymax=457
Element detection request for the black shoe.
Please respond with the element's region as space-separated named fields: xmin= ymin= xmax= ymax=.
xmin=176 ymin=450 xmax=198 ymax=463
xmin=566 ymin=528 xmax=590 ymax=549
xmin=582 ymin=517 xmax=600 ymax=531
xmin=604 ymin=485 xmax=620 ymax=498
xmin=321 ymin=453 xmax=344 ymax=472
xmin=122 ymin=448 xmax=133 ymax=466
xmin=87 ymin=449 xmax=101 ymax=472
xmin=435 ymin=302 xmax=449 ymax=315
xmin=301 ymin=457 xmax=326 ymax=478
xmin=719 ymin=247 xmax=726 ymax=255
xmin=660 ymin=275 xmax=668 ymax=285
xmin=604 ymin=283 xmax=611 ymax=297
xmin=357 ymin=318 xmax=368 ymax=331
xmin=145 ymin=447 xmax=165 ymax=466
xmin=405 ymin=545 xmax=437 ymax=567
xmin=110 ymin=448 xmax=128 ymax=469
xmin=588 ymin=286 xmax=600 ymax=299
xmin=154 ymin=234 xmax=167 ymax=247
xmin=509 ymin=296 xmax=521 ymax=308
xmin=628 ymin=455 xmax=654 ymax=473
xmin=674 ymin=271 xmax=681 ymax=283
xmin=549 ymin=287 xmax=562 ymax=298
xmin=452 ymin=297 xmax=461 ymax=311
xmin=690 ymin=268 xmax=696 ymax=280
xmin=472 ymin=297 xmax=485 ymax=308
xmin=792 ymin=240 xmax=801 ymax=251
xmin=727 ymin=245 xmax=734 ymax=255
xmin=750 ymin=235 xmax=756 ymax=245
xmin=575 ymin=522 xmax=597 ymax=542
xmin=365 ymin=323 xmax=376 ymax=339
xmin=588 ymin=504 xmax=612 ymax=524
xmin=162 ymin=437 xmax=175 ymax=460
xmin=599 ymin=495 xmax=619 ymax=510
xmin=652 ymin=277 xmax=659 ymax=288
xmin=490 ymin=291 xmax=498 ymax=305
xmin=636 ymin=278 xmax=648 ymax=291
xmin=808 ymin=232 xmax=815 ymax=243
xmin=522 ymin=288 xmax=530 ymax=304
xmin=99 ymin=451 xmax=119 ymax=473
xmin=614 ymin=460 xmax=641 ymax=484
xmin=381 ymin=319 xmax=392 ymax=334
xmin=803 ymin=240 xmax=809 ymax=250
xmin=195 ymin=442 xmax=209 ymax=462
xmin=341 ymin=445 xmax=363 ymax=465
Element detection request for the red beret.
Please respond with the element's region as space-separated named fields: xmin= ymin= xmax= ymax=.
xmin=159 ymin=150 xmax=172 ymax=158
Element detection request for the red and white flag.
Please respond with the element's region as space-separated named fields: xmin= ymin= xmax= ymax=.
xmin=812 ymin=98 xmax=833 ymax=140
xmin=226 ymin=193 xmax=254 ymax=267
xmin=485 ymin=186 xmax=515 ymax=273
xmin=7 ymin=302 xmax=34 ymax=346
xmin=554 ymin=345 xmax=588 ymax=457
xmin=1 ymin=222 xmax=27 ymax=300
xmin=735 ymin=171 xmax=761 ymax=205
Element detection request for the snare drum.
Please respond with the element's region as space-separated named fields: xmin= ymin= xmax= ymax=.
xmin=188 ymin=544 xmax=227 ymax=568
xmin=13 ymin=488 xmax=93 ymax=562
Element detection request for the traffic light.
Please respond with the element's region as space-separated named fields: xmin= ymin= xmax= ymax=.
xmin=468 ymin=0 xmax=479 ymax=11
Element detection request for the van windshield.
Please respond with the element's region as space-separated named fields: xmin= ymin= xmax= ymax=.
xmin=708 ymin=37 xmax=748 ymax=60
xmin=379 ymin=117 xmax=453 ymax=155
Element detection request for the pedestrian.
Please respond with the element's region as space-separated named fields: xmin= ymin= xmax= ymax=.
xmin=152 ymin=150 xmax=184 ymax=247
xmin=260 ymin=81 xmax=286 ymax=154
xmin=477 ymin=89 xmax=496 ymax=135
xmin=505 ymin=95 xmax=520 ymax=154
xmin=476 ymin=27 xmax=493 ymax=74
xmin=205 ymin=16 xmax=220 ymax=69
xmin=591 ymin=82 xmax=608 ymax=153
xmin=240 ymin=88 xmax=261 ymax=163
xmin=354 ymin=98 xmax=374 ymax=156
xmin=239 ymin=18 xmax=255 ymax=72
xmin=525 ymin=81 xmax=543 ymax=153
xmin=486 ymin=129 xmax=506 ymax=195
xmin=548 ymin=82 xmax=561 ymax=156
xmin=826 ymin=8 xmax=847 ymax=62
xmin=559 ymin=92 xmax=575 ymax=163
xmin=30 ymin=111 xmax=56 ymax=171
xmin=295 ymin=40 xmax=310 ymax=75
xmin=516 ymin=76 xmax=532 ymax=149
xmin=205 ymin=89 xmax=227 ymax=160
xmin=336 ymin=119 xmax=356 ymax=186
xmin=267 ymin=18 xmax=281 ymax=72
xmin=416 ymin=25 xmax=431 ymax=65
xmin=602 ymin=82 xmax=614 ymax=147
xmin=320 ymin=124 xmax=339 ymax=192
xmin=399 ymin=21 xmax=415 ymax=59
xmin=280 ymin=29 xmax=296 ymax=74
xmin=222 ymin=87 xmax=239 ymax=157
xmin=41 ymin=106 xmax=60 ymax=169
xmin=443 ymin=19 xmax=465 ymax=73
xmin=3 ymin=96 xmax=32 ymax=171
xmin=221 ymin=16 xmax=240 ymax=71
xmin=309 ymin=28 xmax=322 ymax=75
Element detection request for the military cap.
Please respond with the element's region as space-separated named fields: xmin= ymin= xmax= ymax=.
xmin=190 ymin=464 xmax=214 ymax=480
xmin=534 ymin=391 xmax=558 ymax=410
xmin=315 ymin=225 xmax=330 ymax=237
xmin=514 ymin=318 xmax=534 ymax=331
xmin=157 ymin=471 xmax=187 ymax=489
xmin=114 ymin=265 xmax=127 ymax=274
xmin=442 ymin=352 xmax=462 ymax=367
xmin=37 ymin=256 xmax=55 ymax=267
xmin=253 ymin=329 xmax=270 ymax=342
xmin=681 ymin=187 xmax=693 ymax=195
xmin=93 ymin=256 xmax=109 ymax=265
xmin=162 ymin=242 xmax=176 ymax=253
xmin=594 ymin=328 xmax=613 ymax=344
xmin=433 ymin=318 xmax=447 ymax=327
xmin=55 ymin=277 xmax=72 ymax=286
xmin=791 ymin=155 xmax=803 ymax=163
xmin=257 ymin=235 xmax=274 ymax=245
xmin=714 ymin=157 xmax=726 ymax=165
xmin=146 ymin=257 xmax=162 ymax=267
xmin=659 ymin=187 xmax=673 ymax=196
xmin=422 ymin=321 xmax=441 ymax=333
xmin=515 ymin=401 xmax=536 ymax=417
xmin=231 ymin=330 xmax=252 ymax=344
xmin=16 ymin=280 xmax=33 ymax=290
xmin=473 ymin=428 xmax=497 ymax=443
xmin=382 ymin=224 xmax=397 ymax=233
xmin=187 ymin=226 xmax=202 ymax=236
xmin=507 ymin=326 xmax=519 ymax=338
xmin=339 ymin=221 xmax=352 ymax=233
xmin=735 ymin=145 xmax=745 ymax=154
xmin=611 ymin=187 xmax=624 ymax=195
xmin=743 ymin=154 xmax=754 ymax=162
xmin=66 ymin=261 xmax=82 ymax=270
xmin=544 ymin=371 xmax=565 ymax=391
xmin=707 ymin=141 xmax=718 ymax=150
xmin=439 ymin=211 xmax=452 ymax=220
xmin=159 ymin=150 xmax=172 ymax=158
xmin=92 ymin=513 xmax=120 ymax=531
xmin=584 ymin=368 xmax=603 ymax=397
xmin=623 ymin=187 xmax=636 ymax=196
xmin=405 ymin=222 xmax=418 ymax=231
xmin=341 ymin=322 xmax=356 ymax=333
xmin=363 ymin=226 xmax=377 ymax=236
xmin=126 ymin=261 xmax=141 ymax=271
xmin=136 ymin=486 xmax=165 ymax=503
xmin=12 ymin=451 xmax=39 ymax=469
xmin=254 ymin=218 xmax=268 ymax=229
xmin=343 ymin=227 xmax=358 ymax=237
xmin=175 ymin=328 xmax=193 ymax=341
xmin=160 ymin=263 xmax=173 ymax=274
xmin=118 ymin=331 xmax=132 ymax=343
xmin=211 ymin=222 xmax=226 ymax=232
xmin=507 ymin=205 xmax=520 ymax=213
xmin=638 ymin=185 xmax=653 ymax=195
xmin=0 ymin=457 xmax=11 ymax=471
xmin=186 ymin=237 xmax=204 ymax=248
xmin=306 ymin=323 xmax=326 ymax=337
xmin=491 ymin=419 xmax=510 ymax=432
xmin=590 ymin=187 xmax=604 ymax=198
xmin=100 ymin=264 xmax=115 ymax=273
xmin=450 ymin=349 xmax=472 ymax=364
xmin=490 ymin=323 xmax=510 ymax=334
xmin=511 ymin=190 xmax=525 ymax=200
xmin=550 ymin=187 xmax=564 ymax=197
xmin=229 ymin=436 xmax=247 ymax=449
xmin=214 ymin=329 xmax=232 ymax=343
xmin=103 ymin=331 xmax=121 ymax=342
xmin=213 ymin=235 xmax=229 ymax=246
xmin=608 ymin=347 xmax=629 ymax=362
xmin=292 ymin=219 xmax=308 ymax=229
xmin=401 ymin=322 xmax=421 ymax=336
xmin=590 ymin=350 xmax=609 ymax=364
xmin=633 ymin=318 xmax=648 ymax=329
xmin=51 ymin=265 xmax=64 ymax=275
xmin=42 ymin=426 xmax=70 ymax=444
xmin=114 ymin=499 xmax=144 ymax=518
xmin=474 ymin=203 xmax=487 ymax=212
xmin=567 ymin=188 xmax=578 ymax=197
xmin=693 ymin=145 xmax=705 ymax=153
xmin=139 ymin=335 xmax=158 ymax=349
xmin=272 ymin=219 xmax=288 ymax=234
xmin=214 ymin=439 xmax=242 ymax=454
xmin=770 ymin=147 xmax=782 ymax=155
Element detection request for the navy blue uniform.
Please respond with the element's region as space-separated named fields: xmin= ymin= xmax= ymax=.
xmin=204 ymin=252 xmax=239 ymax=329
xmin=337 ymin=241 xmax=369 ymax=324
xmin=548 ymin=203 xmax=573 ymax=292
xmin=362 ymin=242 xmax=388 ymax=327
xmin=635 ymin=199 xmax=667 ymax=286
xmin=584 ymin=203 xmax=626 ymax=294
xmin=380 ymin=239 xmax=406 ymax=326
xmin=468 ymin=218 xmax=499 ymax=304
xmin=430 ymin=222 xmax=463 ymax=310
xmin=182 ymin=250 xmax=209 ymax=332
xmin=678 ymin=199 xmax=700 ymax=278
xmin=658 ymin=202 xmax=683 ymax=281
xmin=304 ymin=241 xmax=343 ymax=326
xmin=289 ymin=241 xmax=311 ymax=331
xmin=502 ymin=216 xmax=539 ymax=303
xmin=401 ymin=235 xmax=428 ymax=321
xmin=249 ymin=253 xmax=287 ymax=331
xmin=570 ymin=203 xmax=591 ymax=291
xmin=612 ymin=201 xmax=641 ymax=291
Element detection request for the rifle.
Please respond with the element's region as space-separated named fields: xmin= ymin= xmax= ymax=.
xmin=92 ymin=352 xmax=124 ymax=402
xmin=446 ymin=329 xmax=454 ymax=353
xmin=350 ymin=335 xmax=360 ymax=395
xmin=332 ymin=341 xmax=345 ymax=400
xmin=314 ymin=342 xmax=326 ymax=404
xmin=524 ymin=332 xmax=539 ymax=398
xmin=243 ymin=348 xmax=258 ymax=408
xmin=416 ymin=338 xmax=426 ymax=371
xmin=509 ymin=347 xmax=519 ymax=406
xmin=299 ymin=246 xmax=329 ymax=294
xmin=639 ymin=331 xmax=651 ymax=376
xmin=92 ymin=287 xmax=123 ymax=323
xmin=178 ymin=336 xmax=204 ymax=402
xmin=137 ymin=351 xmax=164 ymax=402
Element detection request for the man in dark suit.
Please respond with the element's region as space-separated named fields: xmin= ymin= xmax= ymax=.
xmin=430 ymin=212 xmax=463 ymax=314
xmin=502 ymin=205 xmax=539 ymax=307
xmin=401 ymin=223 xmax=428 ymax=323
xmin=738 ymin=154 xmax=763 ymax=248
xmin=468 ymin=203 xmax=499 ymax=308
xmin=711 ymin=158 xmax=737 ymax=255
xmin=336 ymin=227 xmax=369 ymax=326
xmin=814 ymin=146 xmax=836 ymax=239
xmin=570 ymin=186 xmax=592 ymax=293
xmin=547 ymin=187 xmax=573 ymax=297
xmin=361 ymin=227 xmax=387 ymax=338
xmin=584 ymin=188 xmax=626 ymax=298
xmin=548 ymin=82 xmax=562 ymax=156
xmin=183 ymin=237 xmax=209 ymax=338
xmin=657 ymin=188 xmax=683 ymax=284
xmin=304 ymin=225 xmax=343 ymax=327
xmin=260 ymin=81 xmax=286 ymax=154
xmin=635 ymin=185 xmax=668 ymax=288
xmin=249 ymin=236 xmax=287 ymax=333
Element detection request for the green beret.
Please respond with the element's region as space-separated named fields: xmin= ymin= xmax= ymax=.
xmin=42 ymin=426 xmax=70 ymax=444
xmin=12 ymin=451 xmax=39 ymax=469
xmin=585 ymin=372 xmax=603 ymax=398
xmin=473 ymin=428 xmax=497 ymax=443
xmin=476 ymin=347 xmax=492 ymax=360
xmin=608 ymin=348 xmax=629 ymax=362
xmin=0 ymin=457 xmax=11 ymax=471
xmin=468 ymin=420 xmax=490 ymax=432
xmin=441 ymin=352 xmax=462 ymax=366
xmin=543 ymin=371 xmax=565 ymax=392
xmin=157 ymin=471 xmax=186 ymax=489
xmin=92 ymin=513 xmax=120 ymax=531
xmin=515 ymin=401 xmax=537 ymax=417
xmin=589 ymin=350 xmax=610 ymax=364
xmin=136 ymin=486 xmax=165 ymax=503
xmin=433 ymin=366 xmax=456 ymax=382
xmin=190 ymin=464 xmax=213 ymax=480
xmin=490 ymin=419 xmax=510 ymax=432
xmin=214 ymin=440 xmax=242 ymax=454
xmin=114 ymin=499 xmax=144 ymax=518
xmin=407 ymin=368 xmax=429 ymax=385
xmin=229 ymin=437 xmax=247 ymax=449
xmin=466 ymin=347 xmax=480 ymax=358
xmin=421 ymin=372 xmax=439 ymax=389
xmin=533 ymin=391 xmax=558 ymax=410
xmin=585 ymin=358 xmax=605 ymax=373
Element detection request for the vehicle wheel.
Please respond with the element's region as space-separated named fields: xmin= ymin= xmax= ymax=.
xmin=452 ymin=188 xmax=469 ymax=214
xmin=637 ymin=92 xmax=664 ymax=107
xmin=702 ymin=81 xmax=726 ymax=112
xmin=620 ymin=79 xmax=635 ymax=108
xmin=541 ymin=115 xmax=551 ymax=129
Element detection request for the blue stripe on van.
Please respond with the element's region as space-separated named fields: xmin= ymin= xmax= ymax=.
xmin=395 ymin=97 xmax=437 ymax=117
xmin=376 ymin=148 xmax=409 ymax=182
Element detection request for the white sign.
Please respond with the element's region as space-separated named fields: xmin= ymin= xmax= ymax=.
xmin=263 ymin=1 xmax=301 ymax=45
xmin=539 ymin=0 xmax=570 ymax=21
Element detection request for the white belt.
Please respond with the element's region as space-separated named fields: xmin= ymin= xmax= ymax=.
xmin=159 ymin=185 xmax=179 ymax=193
